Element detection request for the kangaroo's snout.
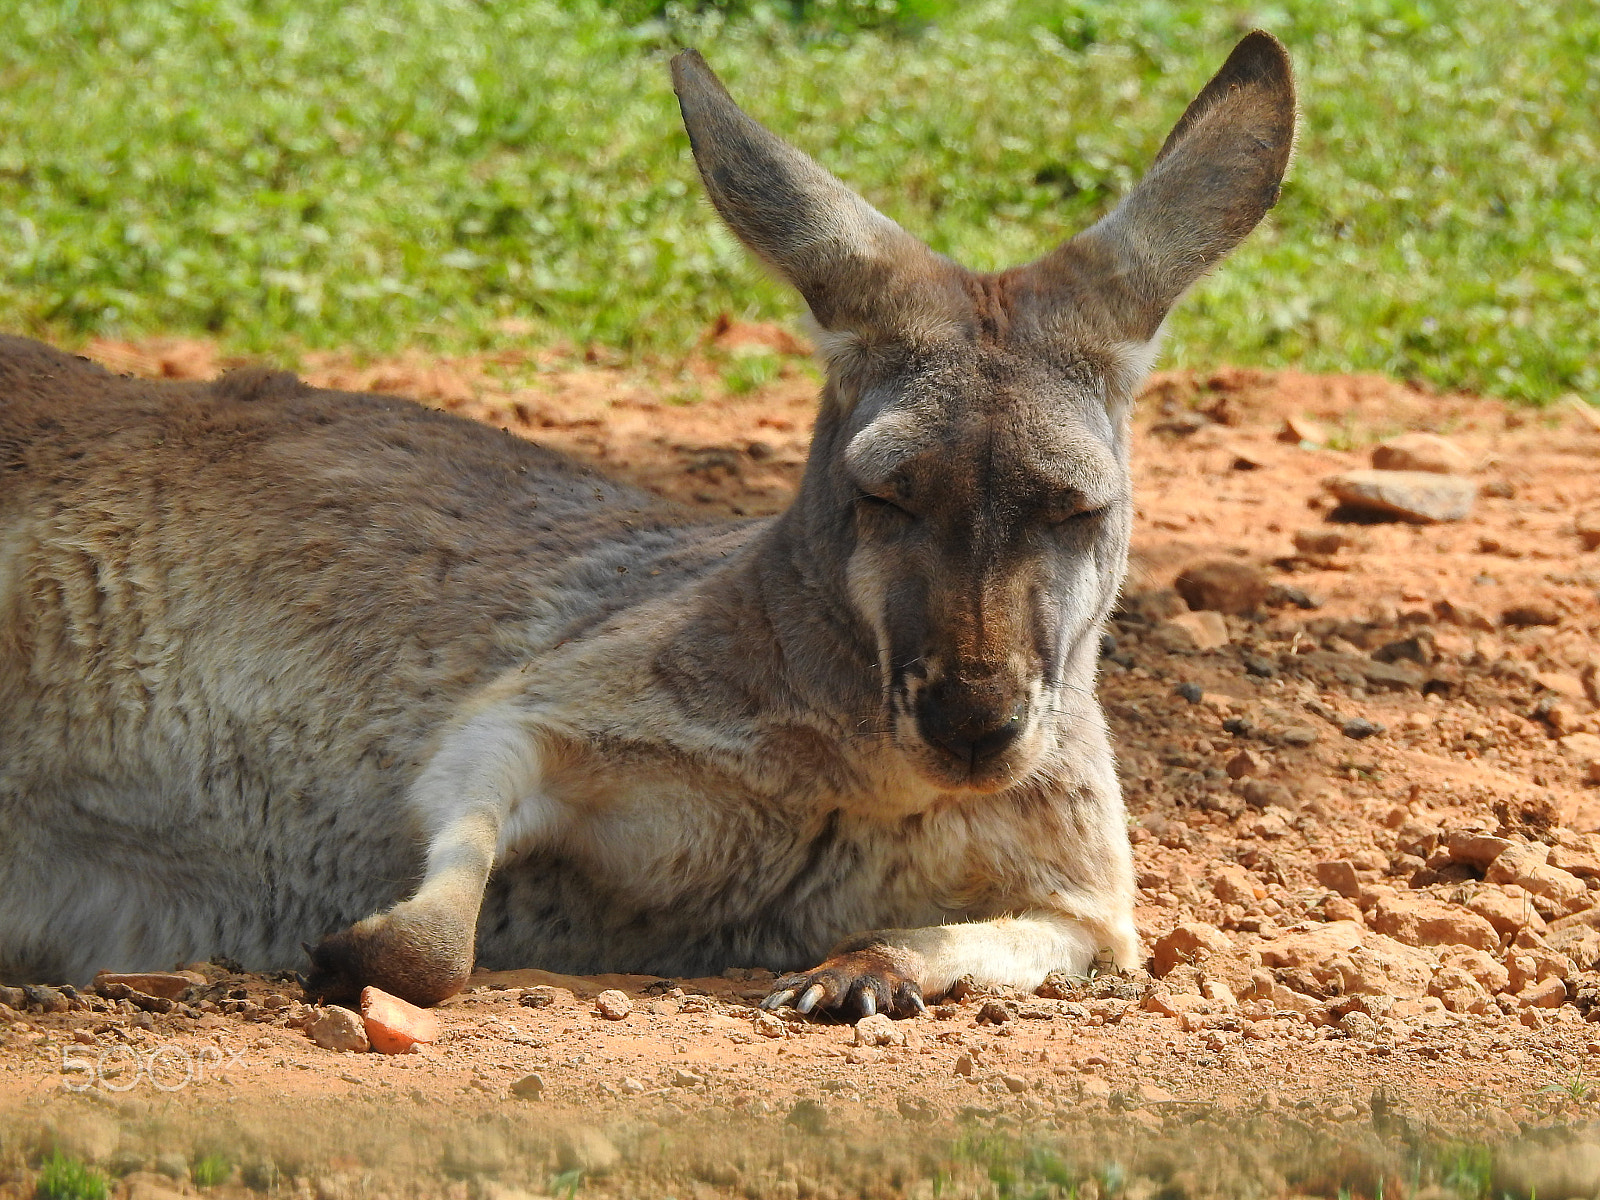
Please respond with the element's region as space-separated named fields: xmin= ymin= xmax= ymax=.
xmin=914 ymin=677 xmax=1029 ymax=775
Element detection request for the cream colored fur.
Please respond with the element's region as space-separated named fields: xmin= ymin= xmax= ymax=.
xmin=0 ymin=35 xmax=1295 ymax=1017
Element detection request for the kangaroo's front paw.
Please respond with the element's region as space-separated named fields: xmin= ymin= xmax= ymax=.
xmin=761 ymin=947 xmax=927 ymax=1021
xmin=303 ymin=907 xmax=472 ymax=1008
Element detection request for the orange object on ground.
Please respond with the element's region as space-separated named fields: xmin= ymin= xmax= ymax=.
xmin=360 ymin=985 xmax=441 ymax=1054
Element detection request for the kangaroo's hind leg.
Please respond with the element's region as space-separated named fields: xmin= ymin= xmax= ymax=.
xmin=305 ymin=704 xmax=551 ymax=1006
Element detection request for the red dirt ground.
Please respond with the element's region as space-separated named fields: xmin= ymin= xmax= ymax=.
xmin=3 ymin=330 xmax=1599 ymax=1199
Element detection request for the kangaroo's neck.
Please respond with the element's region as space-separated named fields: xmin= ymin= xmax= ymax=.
xmin=654 ymin=477 xmax=878 ymax=742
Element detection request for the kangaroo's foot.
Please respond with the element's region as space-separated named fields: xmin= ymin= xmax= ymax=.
xmin=761 ymin=944 xmax=928 ymax=1021
xmin=303 ymin=902 xmax=473 ymax=1007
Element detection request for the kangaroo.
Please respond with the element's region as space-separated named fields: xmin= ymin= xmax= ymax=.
xmin=0 ymin=35 xmax=1293 ymax=1018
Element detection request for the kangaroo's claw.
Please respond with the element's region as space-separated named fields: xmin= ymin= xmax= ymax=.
xmin=760 ymin=947 xmax=926 ymax=1022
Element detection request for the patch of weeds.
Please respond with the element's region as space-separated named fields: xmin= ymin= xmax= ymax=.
xmin=189 ymin=1154 xmax=232 ymax=1188
xmin=720 ymin=350 xmax=782 ymax=395
xmin=1539 ymin=1067 xmax=1591 ymax=1104
xmin=34 ymin=1153 xmax=109 ymax=1200
xmin=1433 ymin=1142 xmax=1493 ymax=1199
xmin=548 ymin=1168 xmax=583 ymax=1198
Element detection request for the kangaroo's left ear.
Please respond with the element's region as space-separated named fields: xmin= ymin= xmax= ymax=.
xmin=671 ymin=48 xmax=966 ymax=343
xmin=1017 ymin=31 xmax=1296 ymax=344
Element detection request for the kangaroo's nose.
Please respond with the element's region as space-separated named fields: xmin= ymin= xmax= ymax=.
xmin=917 ymin=687 xmax=1027 ymax=771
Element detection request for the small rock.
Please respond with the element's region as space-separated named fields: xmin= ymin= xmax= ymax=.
xmin=1325 ymin=469 xmax=1477 ymax=523
xmin=1575 ymin=509 xmax=1600 ymax=552
xmin=307 ymin=1006 xmax=369 ymax=1053
xmin=1466 ymin=885 xmax=1547 ymax=937
xmin=1175 ymin=682 xmax=1203 ymax=703
xmin=1001 ymin=1074 xmax=1030 ymax=1094
xmin=1225 ymin=750 xmax=1266 ymax=779
xmin=360 ymin=985 xmax=439 ymax=1054
xmin=1518 ymin=977 xmax=1566 ymax=1009
xmin=619 ymin=1076 xmax=645 ymax=1094
xmin=509 ymin=1072 xmax=545 ymax=1098
xmin=1434 ymin=598 xmax=1496 ymax=631
xmin=518 ymin=986 xmax=564 ymax=1009
xmin=1158 ymin=611 xmax=1230 ymax=652
xmin=1342 ymin=717 xmax=1385 ymax=739
xmin=1212 ymin=864 xmax=1261 ymax=906
xmin=1174 ymin=560 xmax=1270 ymax=615
xmin=753 ymin=1011 xmax=785 ymax=1038
xmin=1437 ymin=946 xmax=1510 ymax=994
xmin=1324 ymin=896 xmax=1363 ymax=923
xmin=1371 ymin=895 xmax=1499 ymax=951
xmin=1440 ymin=831 xmax=1514 ymax=869
xmin=671 ymin=1069 xmax=704 ymax=1088
xmin=1080 ymin=1076 xmax=1113 ymax=1098
xmin=1256 ymin=921 xmax=1435 ymax=999
xmin=1136 ymin=1082 xmax=1176 ymax=1104
xmin=954 ymin=1053 xmax=975 ymax=1077
xmin=1151 ymin=923 xmax=1233 ymax=977
xmin=1503 ymin=603 xmax=1561 ymax=628
xmin=1315 ymin=861 xmax=1361 ymax=899
xmin=1489 ymin=846 xmax=1591 ymax=917
xmin=23 ymin=984 xmax=71 ymax=1013
xmin=975 ymin=999 xmax=1011 ymax=1025
xmin=1559 ymin=732 xmax=1600 ymax=762
xmin=1339 ymin=1011 xmax=1379 ymax=1039
xmin=1278 ymin=415 xmax=1325 ymax=445
xmin=1370 ymin=432 xmax=1470 ymax=475
xmin=595 ymin=990 xmax=632 ymax=1020
xmin=1294 ymin=528 xmax=1354 ymax=556
xmin=854 ymin=1013 xmax=905 ymax=1047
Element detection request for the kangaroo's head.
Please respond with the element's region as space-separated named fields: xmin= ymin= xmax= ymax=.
xmin=672 ymin=37 xmax=1294 ymax=793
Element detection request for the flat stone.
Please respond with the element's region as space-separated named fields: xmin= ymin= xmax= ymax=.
xmin=1370 ymin=432 xmax=1471 ymax=475
xmin=1325 ymin=469 xmax=1477 ymax=523
xmin=1371 ymin=894 xmax=1499 ymax=951
xmin=1256 ymin=921 xmax=1436 ymax=999
xmin=1440 ymin=831 xmax=1514 ymax=869
xmin=92 ymin=971 xmax=206 ymax=1000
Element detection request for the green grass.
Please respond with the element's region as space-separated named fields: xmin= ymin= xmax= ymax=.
xmin=189 ymin=1153 xmax=232 ymax=1188
xmin=33 ymin=1154 xmax=108 ymax=1200
xmin=0 ymin=0 xmax=1595 ymax=403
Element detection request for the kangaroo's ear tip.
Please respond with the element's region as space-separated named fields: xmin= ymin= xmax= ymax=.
xmin=670 ymin=47 xmax=713 ymax=92
xmin=1229 ymin=30 xmax=1294 ymax=86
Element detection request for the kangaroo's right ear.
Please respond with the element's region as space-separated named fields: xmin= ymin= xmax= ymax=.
xmin=671 ymin=49 xmax=962 ymax=343
xmin=1022 ymin=31 xmax=1297 ymax=345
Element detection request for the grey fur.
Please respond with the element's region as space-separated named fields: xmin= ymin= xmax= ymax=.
xmin=0 ymin=35 xmax=1294 ymax=1016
